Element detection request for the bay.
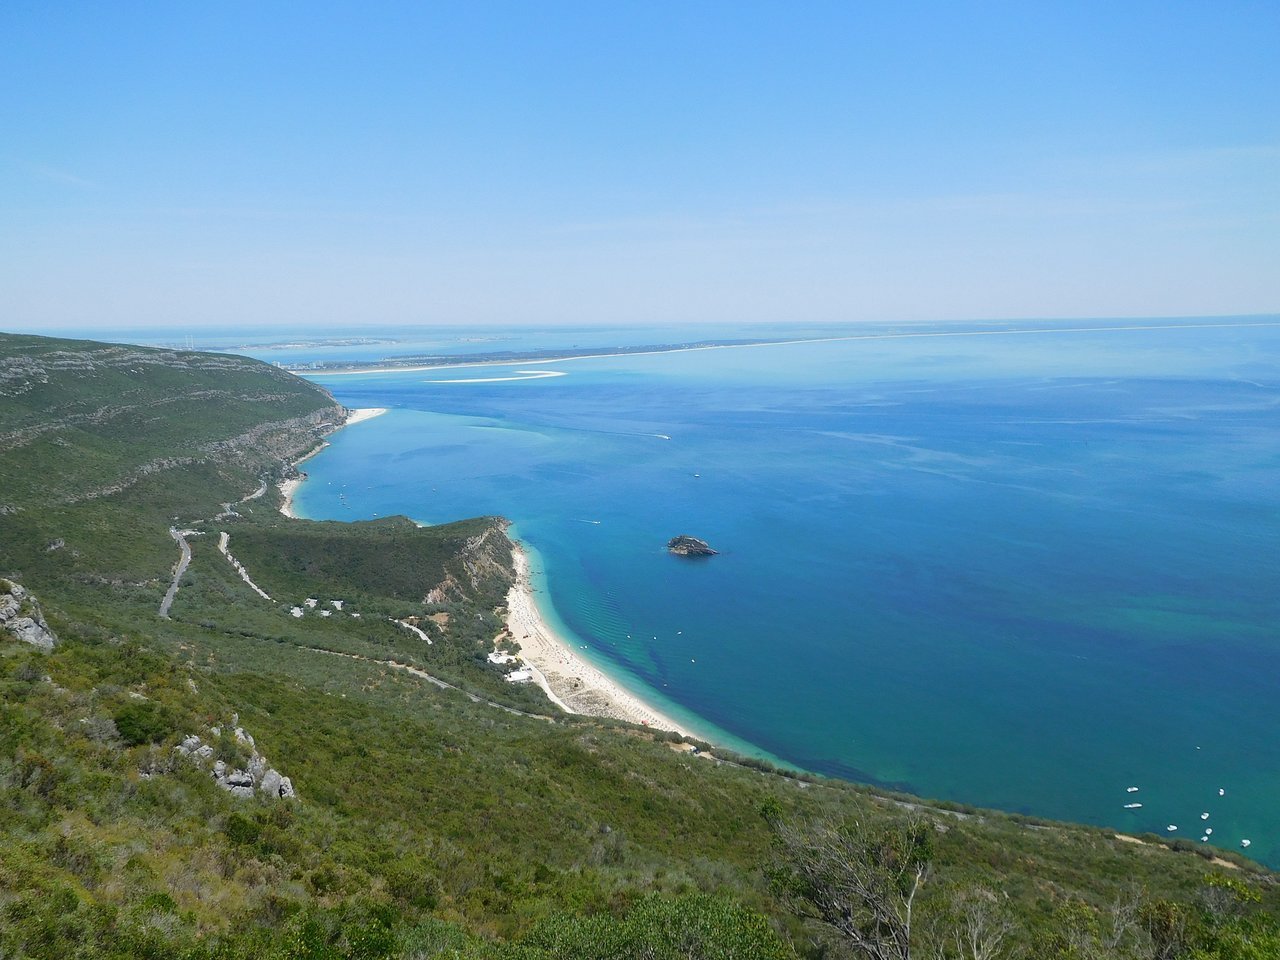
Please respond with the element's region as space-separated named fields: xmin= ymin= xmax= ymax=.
xmin=292 ymin=319 xmax=1280 ymax=864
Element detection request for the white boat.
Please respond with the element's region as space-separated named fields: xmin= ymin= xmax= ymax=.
xmin=1123 ymin=803 xmax=1142 ymax=809
xmin=1126 ymin=786 xmax=1139 ymax=793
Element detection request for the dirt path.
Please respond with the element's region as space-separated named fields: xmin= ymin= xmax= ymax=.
xmin=218 ymin=531 xmax=274 ymax=601
xmin=392 ymin=618 xmax=432 ymax=645
xmin=306 ymin=646 xmax=554 ymax=721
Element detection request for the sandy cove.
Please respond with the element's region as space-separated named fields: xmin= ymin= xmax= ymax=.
xmin=275 ymin=407 xmax=690 ymax=737
xmin=278 ymin=407 xmax=387 ymax=518
xmin=504 ymin=542 xmax=694 ymax=738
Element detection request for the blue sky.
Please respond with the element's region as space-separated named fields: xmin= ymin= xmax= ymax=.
xmin=2 ymin=2 xmax=1277 ymax=330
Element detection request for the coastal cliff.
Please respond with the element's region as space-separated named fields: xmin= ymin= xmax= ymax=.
xmin=0 ymin=333 xmax=343 ymax=516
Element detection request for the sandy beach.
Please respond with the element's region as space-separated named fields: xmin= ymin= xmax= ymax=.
xmin=274 ymin=405 xmax=693 ymax=738
xmin=278 ymin=407 xmax=387 ymax=517
xmin=504 ymin=542 xmax=695 ymax=738
xmin=344 ymin=406 xmax=389 ymax=426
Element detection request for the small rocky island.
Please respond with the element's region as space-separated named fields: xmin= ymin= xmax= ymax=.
xmin=667 ymin=535 xmax=718 ymax=557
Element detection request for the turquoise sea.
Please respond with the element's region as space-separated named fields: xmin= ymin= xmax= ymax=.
xmin=286 ymin=319 xmax=1280 ymax=865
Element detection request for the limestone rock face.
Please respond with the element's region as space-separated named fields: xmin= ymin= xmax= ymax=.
xmin=666 ymin=535 xmax=718 ymax=557
xmin=0 ymin=580 xmax=58 ymax=651
xmin=259 ymin=768 xmax=295 ymax=799
xmin=174 ymin=723 xmax=296 ymax=800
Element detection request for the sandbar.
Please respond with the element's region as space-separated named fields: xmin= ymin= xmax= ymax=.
xmin=300 ymin=321 xmax=1280 ymax=378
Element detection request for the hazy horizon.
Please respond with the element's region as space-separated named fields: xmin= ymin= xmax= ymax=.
xmin=10 ymin=312 xmax=1280 ymax=347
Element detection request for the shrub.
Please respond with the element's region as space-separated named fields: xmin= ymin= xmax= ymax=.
xmin=113 ymin=701 xmax=173 ymax=746
xmin=224 ymin=811 xmax=261 ymax=846
xmin=11 ymin=662 xmax=43 ymax=684
xmin=81 ymin=714 xmax=121 ymax=745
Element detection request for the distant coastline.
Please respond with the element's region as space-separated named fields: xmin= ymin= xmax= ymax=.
xmin=292 ymin=337 xmax=780 ymax=375
xmin=294 ymin=318 xmax=1280 ymax=377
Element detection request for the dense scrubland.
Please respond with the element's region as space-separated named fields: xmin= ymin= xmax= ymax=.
xmin=1 ymin=332 xmax=1277 ymax=958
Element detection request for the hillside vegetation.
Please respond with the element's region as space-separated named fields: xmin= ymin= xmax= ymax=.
xmin=1 ymin=331 xmax=1277 ymax=959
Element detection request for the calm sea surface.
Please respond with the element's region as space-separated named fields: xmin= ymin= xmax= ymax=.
xmin=290 ymin=320 xmax=1280 ymax=864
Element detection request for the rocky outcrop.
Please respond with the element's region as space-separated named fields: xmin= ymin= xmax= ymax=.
xmin=425 ymin=519 xmax=514 ymax=604
xmin=425 ymin=571 xmax=466 ymax=605
xmin=196 ymin=406 xmax=343 ymax=475
xmin=0 ymin=390 xmax=309 ymax=449
xmin=61 ymin=407 xmax=342 ymax=505
xmin=0 ymin=579 xmax=58 ymax=651
xmin=459 ymin=523 xmax=514 ymax=590
xmin=0 ymin=342 xmax=311 ymax=403
xmin=175 ymin=720 xmax=295 ymax=800
xmin=667 ymin=535 xmax=718 ymax=557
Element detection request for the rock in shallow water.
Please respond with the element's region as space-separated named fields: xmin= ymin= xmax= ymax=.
xmin=667 ymin=535 xmax=718 ymax=557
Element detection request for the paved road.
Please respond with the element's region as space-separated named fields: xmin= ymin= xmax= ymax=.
xmin=158 ymin=527 xmax=193 ymax=619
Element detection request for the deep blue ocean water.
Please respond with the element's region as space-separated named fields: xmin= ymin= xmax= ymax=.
xmin=290 ymin=320 xmax=1280 ymax=864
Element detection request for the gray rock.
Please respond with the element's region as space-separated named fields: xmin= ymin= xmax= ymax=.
xmin=9 ymin=618 xmax=57 ymax=651
xmin=174 ymin=720 xmax=296 ymax=801
xmin=0 ymin=581 xmax=58 ymax=651
xmin=666 ymin=535 xmax=718 ymax=558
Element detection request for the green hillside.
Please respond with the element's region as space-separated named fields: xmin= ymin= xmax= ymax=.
xmin=1 ymin=332 xmax=1277 ymax=959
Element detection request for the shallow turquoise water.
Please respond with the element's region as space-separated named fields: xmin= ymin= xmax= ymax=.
xmin=294 ymin=320 xmax=1280 ymax=864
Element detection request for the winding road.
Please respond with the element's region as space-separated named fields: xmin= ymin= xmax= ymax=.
xmin=159 ymin=527 xmax=194 ymax=618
